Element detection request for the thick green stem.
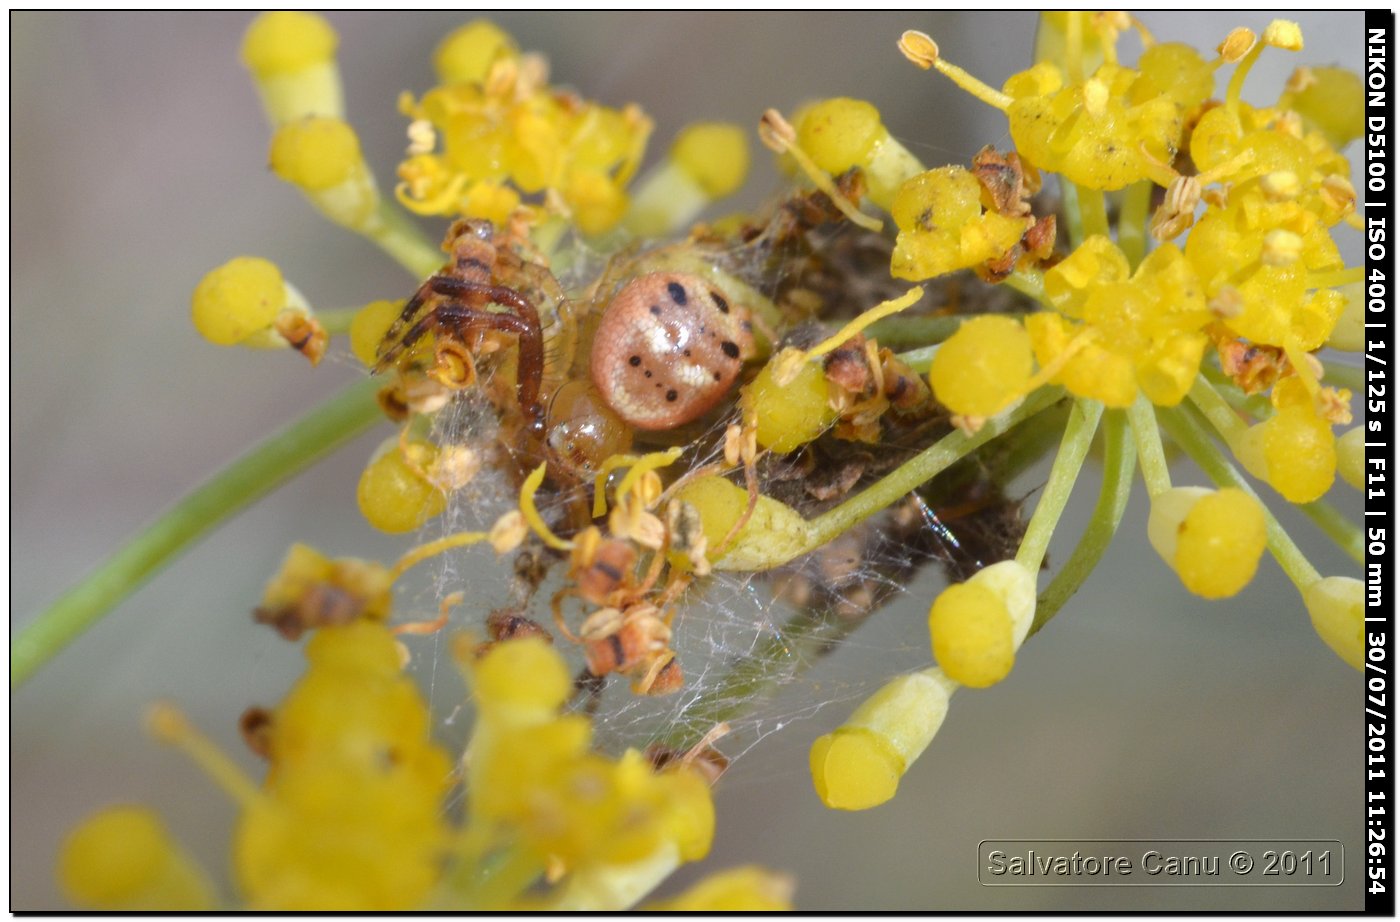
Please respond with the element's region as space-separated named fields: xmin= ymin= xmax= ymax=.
xmin=1030 ymin=408 xmax=1135 ymax=634
xmin=1005 ymin=267 xmax=1051 ymax=307
xmin=1077 ymin=185 xmax=1109 ymax=241
xmin=11 ymin=376 xmax=386 ymax=688
xmin=316 ymin=306 xmax=361 ymax=336
xmin=1321 ymin=359 xmax=1364 ymax=394
xmin=806 ymin=387 xmax=1065 ymax=548
xmin=1200 ymin=364 xmax=1272 ymax=421
xmin=1060 ymin=180 xmax=1085 ymax=249
xmin=1016 ymin=399 xmax=1103 ymax=573
xmin=896 ymin=344 xmax=938 ymax=375
xmin=366 ymin=199 xmax=442 ymax=278
xmin=1188 ymin=375 xmax=1248 ymax=444
xmin=867 ymin=314 xmax=964 ymax=351
xmin=1118 ymin=182 xmax=1152 ymax=268
xmin=1158 ymin=404 xmax=1321 ymax=589
xmin=464 ymin=846 xmax=546 ymax=911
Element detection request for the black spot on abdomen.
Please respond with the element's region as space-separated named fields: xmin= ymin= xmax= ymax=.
xmin=667 ymin=281 xmax=688 ymax=305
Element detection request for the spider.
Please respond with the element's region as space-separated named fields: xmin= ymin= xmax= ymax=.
xmin=374 ymin=219 xmax=546 ymax=426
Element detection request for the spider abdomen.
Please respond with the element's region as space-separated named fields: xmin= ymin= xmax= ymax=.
xmin=589 ymin=273 xmax=752 ymax=431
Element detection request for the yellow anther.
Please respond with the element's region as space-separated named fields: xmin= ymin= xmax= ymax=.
xmin=489 ymin=509 xmax=528 ymax=553
xmin=1081 ymin=77 xmax=1110 ymax=118
xmin=521 ymin=462 xmax=573 ymax=551
xmin=1218 ymin=27 xmax=1256 ymax=63
xmin=1260 ymin=170 xmax=1301 ymax=202
xmin=1263 ymin=20 xmax=1303 ymax=51
xmin=1261 ymin=229 xmax=1304 ymax=267
xmin=406 ymin=118 xmax=436 ymax=156
xmin=1285 ymin=65 xmax=1318 ymax=95
xmin=899 ymin=30 xmax=1012 ymax=112
xmin=1320 ymin=175 xmax=1357 ymax=214
xmin=897 ymin=30 xmax=939 ymax=69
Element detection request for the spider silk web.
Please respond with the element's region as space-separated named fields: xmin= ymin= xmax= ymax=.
xmin=389 ymin=221 xmax=1037 ymax=777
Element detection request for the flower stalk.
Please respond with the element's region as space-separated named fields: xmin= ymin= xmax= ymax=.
xmin=13 ymin=377 xmax=384 ymax=689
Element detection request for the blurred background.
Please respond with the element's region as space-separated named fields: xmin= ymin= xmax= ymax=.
xmin=12 ymin=12 xmax=1365 ymax=910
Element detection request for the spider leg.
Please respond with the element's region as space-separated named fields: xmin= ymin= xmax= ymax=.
xmin=375 ymin=275 xmax=546 ymax=422
xmin=372 ymin=308 xmax=443 ymax=373
xmin=377 ymin=275 xmax=445 ymax=362
xmin=434 ymin=281 xmax=545 ymax=422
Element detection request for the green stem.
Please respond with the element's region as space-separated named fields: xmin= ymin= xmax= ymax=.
xmin=1005 ymin=267 xmax=1052 ymax=307
xmin=867 ymin=314 xmax=964 ymax=351
xmin=806 ymin=387 xmax=1065 ymax=548
xmin=1016 ymin=398 xmax=1103 ymax=573
xmin=1065 ymin=11 xmax=1085 ymax=82
xmin=366 ymin=199 xmax=442 ymax=278
xmin=896 ymin=344 xmax=938 ymax=375
xmin=1127 ymin=394 xmax=1172 ymax=496
xmin=1199 ymin=364 xmax=1272 ymax=421
xmin=1321 ymin=359 xmax=1364 ymax=394
xmin=1060 ymin=179 xmax=1085 ymax=249
xmin=1299 ymin=498 xmax=1366 ymax=566
xmin=1157 ymin=403 xmax=1321 ymax=589
xmin=11 ymin=376 xmax=386 ymax=689
xmin=1187 ymin=375 xmax=1248 ymax=444
xmin=1030 ymin=408 xmax=1136 ymax=634
xmin=316 ymin=307 xmax=360 ymax=336
xmin=1118 ymin=182 xmax=1152 ymax=268
xmin=1077 ymin=185 xmax=1109 ymax=241
xmin=465 ymin=846 xmax=545 ymax=911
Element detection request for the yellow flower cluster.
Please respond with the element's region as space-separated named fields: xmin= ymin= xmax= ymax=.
xmin=1032 ymin=238 xmax=1209 ymax=408
xmin=464 ymin=638 xmax=715 ymax=897
xmin=60 ymin=585 xmax=760 ymax=909
xmin=396 ymin=20 xmax=652 ymax=234
xmin=234 ymin=622 xmax=453 ymax=910
xmin=887 ymin=17 xmax=1358 ymax=499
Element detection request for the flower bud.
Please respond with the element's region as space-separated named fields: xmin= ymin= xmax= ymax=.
xmin=1303 ymin=576 xmax=1363 ymax=670
xmin=59 ymin=806 xmax=214 ymax=910
xmin=240 ymin=12 xmax=343 ymax=125
xmin=810 ymin=668 xmax=958 ymax=810
xmin=1148 ymin=487 xmax=1267 ymax=598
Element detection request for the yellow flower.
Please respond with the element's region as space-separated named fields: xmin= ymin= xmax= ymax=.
xmin=1033 ymin=239 xmax=1210 ymax=407
xmin=396 ymin=24 xmax=651 ymax=233
xmin=1006 ymin=62 xmax=1181 ymax=191
xmin=890 ymin=166 xmax=1030 ymax=281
